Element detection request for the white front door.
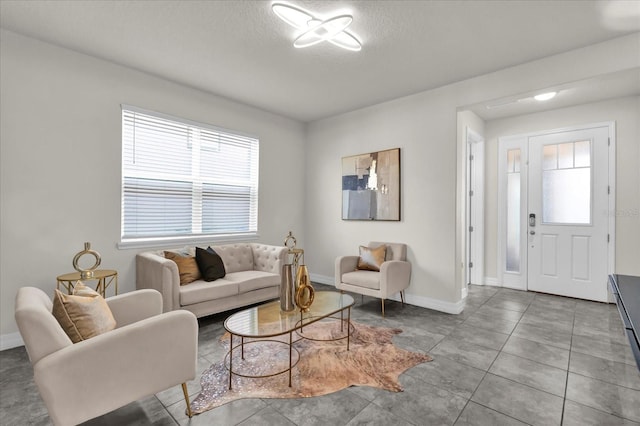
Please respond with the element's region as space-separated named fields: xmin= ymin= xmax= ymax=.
xmin=527 ymin=126 xmax=610 ymax=301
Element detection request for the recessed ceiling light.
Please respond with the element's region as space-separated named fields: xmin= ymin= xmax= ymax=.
xmin=272 ymin=2 xmax=362 ymax=51
xmin=534 ymin=92 xmax=557 ymax=101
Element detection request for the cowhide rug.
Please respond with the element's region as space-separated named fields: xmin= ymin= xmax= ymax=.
xmin=190 ymin=320 xmax=432 ymax=415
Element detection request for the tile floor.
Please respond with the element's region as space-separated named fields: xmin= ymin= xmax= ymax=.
xmin=1 ymin=284 xmax=639 ymax=425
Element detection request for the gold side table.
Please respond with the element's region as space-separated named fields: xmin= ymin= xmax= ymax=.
xmin=56 ymin=269 xmax=118 ymax=298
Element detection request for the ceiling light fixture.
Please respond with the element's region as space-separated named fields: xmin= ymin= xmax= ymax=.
xmin=272 ymin=2 xmax=362 ymax=51
xmin=534 ymin=91 xmax=558 ymax=101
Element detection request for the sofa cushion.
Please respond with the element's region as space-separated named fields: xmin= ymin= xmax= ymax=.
xmin=225 ymin=270 xmax=280 ymax=293
xmin=342 ymin=270 xmax=381 ymax=290
xmin=369 ymin=242 xmax=406 ymax=261
xmin=163 ymin=246 xmax=195 ymax=257
xmin=52 ymin=283 xmax=117 ymax=343
xmin=164 ymin=251 xmax=201 ymax=285
xmin=214 ymin=244 xmax=254 ymax=274
xmin=179 ymin=279 xmax=239 ymax=306
xmin=251 ymin=244 xmax=284 ymax=274
xmin=357 ymin=245 xmax=386 ymax=272
xmin=195 ymin=247 xmax=226 ymax=281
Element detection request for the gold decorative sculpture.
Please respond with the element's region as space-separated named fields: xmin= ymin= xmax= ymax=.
xmin=283 ymin=231 xmax=314 ymax=312
xmin=284 ymin=231 xmax=304 ymax=273
xmin=284 ymin=231 xmax=304 ymax=290
xmin=283 ymin=231 xmax=297 ymax=249
xmin=280 ymin=264 xmax=295 ymax=312
xmin=295 ymin=265 xmax=315 ymax=312
xmin=72 ymin=242 xmax=101 ymax=279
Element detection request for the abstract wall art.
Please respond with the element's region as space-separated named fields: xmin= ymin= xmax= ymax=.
xmin=341 ymin=148 xmax=400 ymax=221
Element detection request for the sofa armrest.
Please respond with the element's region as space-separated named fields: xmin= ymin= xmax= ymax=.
xmin=33 ymin=310 xmax=198 ymax=426
xmin=251 ymin=244 xmax=288 ymax=275
xmin=136 ymin=252 xmax=180 ymax=313
xmin=380 ymin=260 xmax=411 ymax=296
xmin=335 ymin=256 xmax=359 ymax=287
xmin=106 ymin=289 xmax=162 ymax=328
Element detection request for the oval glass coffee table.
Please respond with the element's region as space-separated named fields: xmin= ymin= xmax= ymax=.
xmin=223 ymin=291 xmax=355 ymax=389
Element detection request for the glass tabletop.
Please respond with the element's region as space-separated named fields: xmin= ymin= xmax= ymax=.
xmin=224 ymin=291 xmax=355 ymax=338
xmin=57 ymin=270 xmax=117 ymax=280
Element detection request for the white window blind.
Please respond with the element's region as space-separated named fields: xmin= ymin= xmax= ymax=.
xmin=121 ymin=106 xmax=259 ymax=244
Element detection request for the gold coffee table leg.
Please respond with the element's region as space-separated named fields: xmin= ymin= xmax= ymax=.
xmin=347 ymin=307 xmax=351 ymax=351
xmin=289 ymin=331 xmax=293 ymax=387
xmin=229 ymin=333 xmax=233 ymax=390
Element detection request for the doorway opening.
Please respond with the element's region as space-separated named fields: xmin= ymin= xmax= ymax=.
xmin=466 ymin=127 xmax=485 ymax=290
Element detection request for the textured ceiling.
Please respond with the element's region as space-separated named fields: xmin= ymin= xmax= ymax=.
xmin=1 ymin=0 xmax=639 ymax=122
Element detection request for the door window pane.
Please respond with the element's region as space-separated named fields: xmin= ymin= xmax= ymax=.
xmin=574 ymin=140 xmax=591 ymax=167
xmin=543 ymin=145 xmax=557 ymax=170
xmin=542 ymin=168 xmax=591 ymax=224
xmin=507 ymin=149 xmax=521 ymax=173
xmin=541 ymin=140 xmax=592 ymax=224
xmin=558 ymin=143 xmax=574 ymax=169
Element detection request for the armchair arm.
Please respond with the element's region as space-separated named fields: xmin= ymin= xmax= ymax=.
xmin=136 ymin=252 xmax=180 ymax=313
xmin=335 ymin=256 xmax=359 ymax=287
xmin=251 ymin=244 xmax=288 ymax=275
xmin=106 ymin=289 xmax=162 ymax=328
xmin=380 ymin=260 xmax=411 ymax=297
xmin=33 ymin=310 xmax=197 ymax=426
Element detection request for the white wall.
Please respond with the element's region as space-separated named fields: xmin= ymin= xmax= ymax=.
xmin=304 ymin=33 xmax=639 ymax=314
xmin=306 ymin=88 xmax=461 ymax=311
xmin=0 ymin=30 xmax=306 ymax=342
xmin=483 ymin=96 xmax=640 ymax=281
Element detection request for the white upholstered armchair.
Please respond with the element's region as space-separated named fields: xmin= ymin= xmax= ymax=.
xmin=15 ymin=287 xmax=198 ymax=426
xmin=335 ymin=242 xmax=411 ymax=316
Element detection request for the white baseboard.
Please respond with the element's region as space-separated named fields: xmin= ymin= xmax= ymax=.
xmin=312 ymin=273 xmax=465 ymax=314
xmin=462 ymin=286 xmax=469 ymax=299
xmin=481 ymin=277 xmax=528 ymax=291
xmin=484 ymin=277 xmax=501 ymax=287
xmin=309 ymin=273 xmax=334 ymax=286
xmin=402 ymin=293 xmax=466 ymax=314
xmin=1 ymin=332 xmax=24 ymax=351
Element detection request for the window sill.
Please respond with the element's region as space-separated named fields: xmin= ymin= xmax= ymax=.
xmin=117 ymin=233 xmax=260 ymax=250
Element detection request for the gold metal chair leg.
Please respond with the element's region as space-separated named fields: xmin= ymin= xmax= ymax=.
xmin=182 ymin=383 xmax=193 ymax=418
xmin=381 ymin=298 xmax=385 ymax=317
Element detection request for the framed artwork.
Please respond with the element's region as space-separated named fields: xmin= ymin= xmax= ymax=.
xmin=341 ymin=148 xmax=400 ymax=221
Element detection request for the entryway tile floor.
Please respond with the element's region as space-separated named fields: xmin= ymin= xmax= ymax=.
xmin=2 ymin=284 xmax=639 ymax=425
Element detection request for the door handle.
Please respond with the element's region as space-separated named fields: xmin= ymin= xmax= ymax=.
xmin=530 ymin=231 xmax=535 ymax=235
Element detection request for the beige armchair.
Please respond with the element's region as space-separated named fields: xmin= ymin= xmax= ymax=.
xmin=15 ymin=287 xmax=198 ymax=426
xmin=335 ymin=242 xmax=411 ymax=316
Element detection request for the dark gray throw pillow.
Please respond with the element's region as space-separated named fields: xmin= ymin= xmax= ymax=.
xmin=195 ymin=246 xmax=226 ymax=281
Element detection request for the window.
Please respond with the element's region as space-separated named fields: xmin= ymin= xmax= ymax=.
xmin=506 ymin=149 xmax=521 ymax=273
xmin=121 ymin=106 xmax=259 ymax=246
xmin=542 ymin=140 xmax=591 ymax=224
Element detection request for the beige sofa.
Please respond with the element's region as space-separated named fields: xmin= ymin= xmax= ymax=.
xmin=136 ymin=243 xmax=287 ymax=318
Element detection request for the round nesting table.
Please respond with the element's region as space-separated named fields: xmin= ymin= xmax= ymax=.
xmin=56 ymin=269 xmax=118 ymax=298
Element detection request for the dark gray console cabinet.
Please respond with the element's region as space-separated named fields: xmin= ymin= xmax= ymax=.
xmin=609 ymin=274 xmax=640 ymax=370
